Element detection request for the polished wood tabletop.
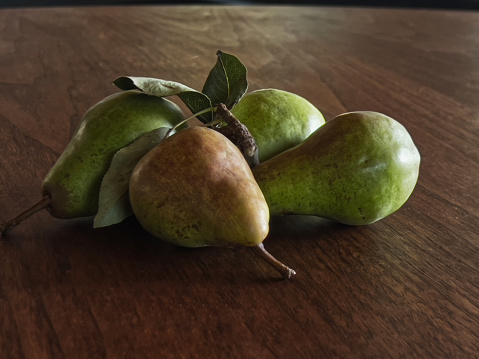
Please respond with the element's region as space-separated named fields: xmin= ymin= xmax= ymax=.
xmin=1 ymin=5 xmax=478 ymax=358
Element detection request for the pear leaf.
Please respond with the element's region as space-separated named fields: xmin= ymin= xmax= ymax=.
xmin=113 ymin=76 xmax=213 ymax=124
xmin=202 ymin=50 xmax=248 ymax=109
xmin=94 ymin=127 xmax=171 ymax=228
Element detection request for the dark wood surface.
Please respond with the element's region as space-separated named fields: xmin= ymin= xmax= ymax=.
xmin=1 ymin=5 xmax=478 ymax=358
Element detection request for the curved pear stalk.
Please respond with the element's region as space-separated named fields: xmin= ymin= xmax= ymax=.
xmin=254 ymin=243 xmax=296 ymax=279
xmin=1 ymin=196 xmax=51 ymax=237
xmin=214 ymin=104 xmax=259 ymax=167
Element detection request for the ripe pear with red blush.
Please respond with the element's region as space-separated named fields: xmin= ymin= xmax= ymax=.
xmin=129 ymin=126 xmax=295 ymax=278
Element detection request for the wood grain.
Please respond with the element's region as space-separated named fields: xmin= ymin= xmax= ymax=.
xmin=0 ymin=5 xmax=478 ymax=358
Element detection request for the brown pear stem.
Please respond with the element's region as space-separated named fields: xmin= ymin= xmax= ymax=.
xmin=0 ymin=195 xmax=51 ymax=238
xmin=214 ymin=104 xmax=259 ymax=168
xmin=253 ymin=243 xmax=296 ymax=279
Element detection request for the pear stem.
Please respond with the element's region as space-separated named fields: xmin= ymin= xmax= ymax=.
xmin=0 ymin=195 xmax=51 ymax=238
xmin=164 ymin=106 xmax=217 ymax=139
xmin=253 ymin=243 xmax=296 ymax=279
xmin=215 ymin=104 xmax=259 ymax=167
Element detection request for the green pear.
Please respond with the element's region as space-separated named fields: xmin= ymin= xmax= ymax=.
xmin=231 ymin=89 xmax=325 ymax=162
xmin=1 ymin=90 xmax=185 ymax=236
xmin=129 ymin=126 xmax=295 ymax=278
xmin=253 ymin=111 xmax=421 ymax=225
xmin=41 ymin=90 xmax=185 ymax=219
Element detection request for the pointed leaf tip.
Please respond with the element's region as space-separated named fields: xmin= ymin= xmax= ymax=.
xmin=202 ymin=51 xmax=248 ymax=110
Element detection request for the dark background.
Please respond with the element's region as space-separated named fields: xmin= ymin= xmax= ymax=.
xmin=2 ymin=0 xmax=479 ymax=10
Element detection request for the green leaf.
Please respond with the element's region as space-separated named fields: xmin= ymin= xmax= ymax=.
xmin=202 ymin=50 xmax=248 ymax=109
xmin=93 ymin=127 xmax=171 ymax=228
xmin=113 ymin=76 xmax=213 ymax=124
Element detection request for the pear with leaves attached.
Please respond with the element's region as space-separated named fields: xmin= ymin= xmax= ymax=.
xmin=1 ymin=90 xmax=185 ymax=236
xmin=129 ymin=126 xmax=295 ymax=279
xmin=253 ymin=111 xmax=421 ymax=225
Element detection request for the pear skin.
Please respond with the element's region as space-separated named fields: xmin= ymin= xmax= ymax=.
xmin=253 ymin=111 xmax=421 ymax=225
xmin=129 ymin=126 xmax=270 ymax=248
xmin=42 ymin=90 xmax=185 ymax=219
xmin=231 ymin=89 xmax=325 ymax=162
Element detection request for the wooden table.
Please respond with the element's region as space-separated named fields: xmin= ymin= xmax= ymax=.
xmin=1 ymin=5 xmax=478 ymax=358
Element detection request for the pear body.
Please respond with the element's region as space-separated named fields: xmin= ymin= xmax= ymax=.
xmin=231 ymin=89 xmax=325 ymax=162
xmin=129 ymin=126 xmax=269 ymax=248
xmin=253 ymin=111 xmax=421 ymax=225
xmin=42 ymin=91 xmax=185 ymax=218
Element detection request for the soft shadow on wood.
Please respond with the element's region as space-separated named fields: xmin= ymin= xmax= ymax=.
xmin=268 ymin=214 xmax=349 ymax=241
xmin=0 ymin=212 xmax=383 ymax=289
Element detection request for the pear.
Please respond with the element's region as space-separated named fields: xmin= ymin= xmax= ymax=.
xmin=1 ymin=90 xmax=185 ymax=235
xmin=231 ymin=89 xmax=325 ymax=162
xmin=129 ymin=126 xmax=295 ymax=278
xmin=253 ymin=111 xmax=421 ymax=225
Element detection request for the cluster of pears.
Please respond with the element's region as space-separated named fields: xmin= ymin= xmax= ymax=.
xmin=0 ymin=86 xmax=421 ymax=280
